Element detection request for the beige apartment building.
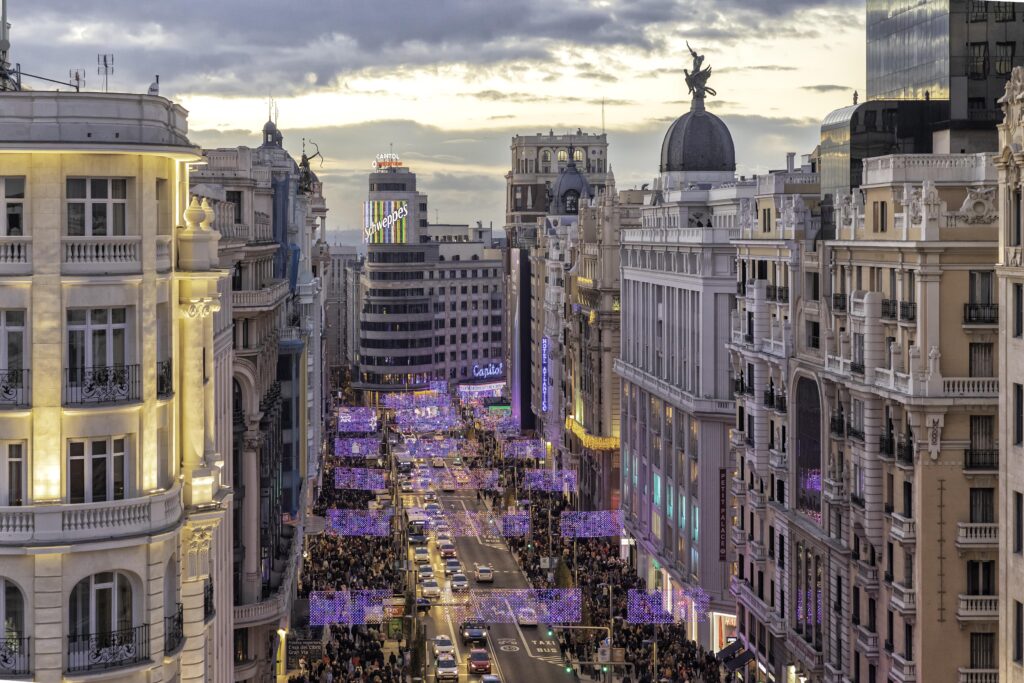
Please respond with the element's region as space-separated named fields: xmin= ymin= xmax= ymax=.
xmin=731 ymin=150 xmax=1001 ymax=683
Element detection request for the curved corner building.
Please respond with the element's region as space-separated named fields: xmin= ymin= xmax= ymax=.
xmin=0 ymin=91 xmax=232 ymax=681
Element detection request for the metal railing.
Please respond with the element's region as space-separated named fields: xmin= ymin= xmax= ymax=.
xmin=963 ymin=303 xmax=998 ymax=325
xmin=850 ymin=361 xmax=865 ymax=375
xmin=881 ymin=299 xmax=897 ymax=320
xmin=204 ymin=580 xmax=215 ymax=621
xmin=763 ymin=391 xmax=775 ymax=408
xmin=847 ymin=422 xmax=865 ymax=442
xmin=733 ymin=378 xmax=746 ymax=395
xmin=0 ymin=368 xmax=29 ymax=408
xmin=776 ymin=286 xmax=790 ymax=303
xmin=64 ymin=364 xmax=141 ymax=405
xmin=900 ymin=301 xmax=917 ymax=322
xmin=832 ymin=293 xmax=847 ymax=311
xmin=0 ymin=635 xmax=30 ymax=676
xmin=156 ymin=359 xmax=173 ymax=398
xmin=736 ymin=281 xmax=747 ymax=296
xmin=164 ymin=603 xmax=183 ymax=654
xmin=879 ymin=435 xmax=895 ymax=457
xmin=67 ymin=624 xmax=149 ymax=673
xmin=964 ymin=449 xmax=998 ymax=470
xmin=775 ymin=395 xmax=787 ymax=413
xmin=897 ymin=440 xmax=915 ymax=466
xmin=830 ymin=415 xmax=845 ymax=436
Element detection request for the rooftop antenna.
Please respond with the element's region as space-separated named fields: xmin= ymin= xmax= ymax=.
xmin=601 ymin=97 xmax=605 ymax=135
xmin=70 ymin=68 xmax=85 ymax=91
xmin=97 ymin=53 xmax=113 ymax=92
xmin=274 ymin=101 xmax=279 ymax=125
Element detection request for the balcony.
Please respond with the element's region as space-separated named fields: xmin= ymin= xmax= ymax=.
xmin=891 ymin=581 xmax=916 ymax=615
xmin=0 ymin=368 xmax=29 ymax=408
xmin=67 ymin=623 xmax=150 ymax=673
xmin=731 ymin=525 xmax=747 ymax=549
xmin=737 ymin=281 xmax=747 ymax=297
xmin=776 ymin=286 xmax=790 ymax=303
xmin=763 ymin=390 xmax=775 ymax=409
xmin=942 ymin=377 xmax=998 ymax=399
xmin=234 ymin=554 xmax=296 ymax=628
xmin=896 ymin=440 xmax=915 ymax=467
xmin=823 ymin=477 xmax=846 ymax=505
xmin=0 ymin=482 xmax=182 ymax=545
xmin=731 ymin=476 xmax=746 ymax=499
xmin=857 ymin=561 xmax=879 ymax=588
xmin=64 ymin=364 xmax=141 ymax=406
xmin=156 ymin=359 xmax=173 ymax=399
xmin=62 ymin=236 xmax=142 ymax=275
xmin=769 ymin=448 xmax=787 ymax=472
xmin=0 ymin=635 xmax=30 ymax=676
xmin=963 ymin=303 xmax=998 ymax=325
xmin=832 ymin=292 xmax=848 ymax=312
xmin=830 ymin=415 xmax=845 ymax=437
xmin=164 ymin=603 xmax=183 ymax=654
xmin=956 ymin=522 xmax=998 ymax=550
xmin=733 ymin=377 xmax=746 ymax=396
xmin=774 ymin=395 xmax=787 ymax=413
xmin=958 ymin=669 xmax=999 ymax=683
xmin=881 ymin=299 xmax=897 ymax=320
xmin=890 ymin=513 xmax=916 ymax=545
xmin=899 ymin=301 xmax=917 ymax=322
xmin=850 ymin=492 xmax=865 ymax=508
xmin=156 ymin=235 xmax=172 ymax=272
xmin=856 ymin=624 xmax=879 ymax=655
xmin=846 ymin=422 xmax=864 ymax=442
xmin=749 ymin=488 xmax=766 ymax=509
xmin=956 ymin=594 xmax=998 ymax=622
xmin=891 ymin=652 xmax=916 ymax=682
xmin=749 ymin=539 xmax=766 ymax=563
xmin=878 ymin=435 xmax=895 ymax=459
xmin=204 ymin=580 xmax=215 ymax=622
xmin=232 ymin=279 xmax=290 ymax=312
xmin=850 ymin=361 xmax=865 ymax=375
xmin=963 ymin=449 xmax=997 ymax=471
xmin=0 ymin=236 xmax=31 ymax=275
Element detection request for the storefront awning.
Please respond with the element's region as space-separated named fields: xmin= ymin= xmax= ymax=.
xmin=724 ymin=650 xmax=756 ymax=672
xmin=716 ymin=639 xmax=744 ymax=662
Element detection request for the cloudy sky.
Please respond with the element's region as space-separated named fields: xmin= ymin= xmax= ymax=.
xmin=12 ymin=0 xmax=865 ymax=243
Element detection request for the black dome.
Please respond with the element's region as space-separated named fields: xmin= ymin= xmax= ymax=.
xmin=660 ymin=105 xmax=735 ymax=173
xmin=549 ymin=156 xmax=592 ymax=215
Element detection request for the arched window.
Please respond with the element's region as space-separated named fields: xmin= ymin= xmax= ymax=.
xmin=69 ymin=572 xmax=137 ymax=669
xmin=0 ymin=578 xmax=26 ymax=672
xmin=557 ymin=149 xmax=568 ymax=162
xmin=573 ymin=148 xmax=584 ymax=162
xmin=542 ymin=150 xmax=552 ymax=163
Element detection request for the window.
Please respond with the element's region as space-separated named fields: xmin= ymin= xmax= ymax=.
xmin=225 ymin=190 xmax=243 ymax=224
xmin=807 ymin=272 xmax=819 ymax=300
xmin=1016 ymin=284 xmax=1023 ymax=337
xmin=67 ymin=308 xmax=128 ymax=371
xmin=66 ymin=178 xmax=127 ymax=236
xmin=969 ymin=0 xmax=988 ymax=21
xmin=970 ymin=488 xmax=995 ymax=524
xmin=997 ymin=42 xmax=1016 ymax=76
xmin=68 ymin=436 xmax=127 ymax=504
xmin=1 ymin=442 xmax=24 ymax=506
xmin=69 ymin=571 xmax=133 ymax=638
xmin=1015 ymin=189 xmax=1023 ymax=247
xmin=761 ymin=207 xmax=771 ymax=232
xmin=557 ymin=149 xmax=568 ymax=162
xmin=969 ymin=271 xmax=994 ymax=305
xmin=1017 ymin=383 xmax=1024 ymax=445
xmin=969 ymin=42 xmax=990 ymax=79
xmin=966 ymin=560 xmax=995 ymax=595
xmin=1016 ymin=491 xmax=1023 ymax=554
xmin=872 ymin=201 xmax=887 ymax=232
xmin=971 ymin=633 xmax=996 ymax=669
xmin=969 ymin=343 xmax=994 ymax=377
xmin=0 ymin=578 xmax=25 ymax=642
xmin=806 ymin=320 xmax=820 ymax=349
xmin=0 ymin=310 xmax=24 ymax=372
xmin=1017 ymin=601 xmax=1024 ymax=663
xmin=0 ymin=177 xmax=24 ymax=236
xmin=994 ymin=1 xmax=1015 ymax=21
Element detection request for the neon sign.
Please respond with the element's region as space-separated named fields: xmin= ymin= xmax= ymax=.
xmin=472 ymin=362 xmax=503 ymax=379
xmin=541 ymin=336 xmax=550 ymax=412
xmin=371 ymin=153 xmax=402 ymax=169
xmin=363 ymin=200 xmax=409 ymax=244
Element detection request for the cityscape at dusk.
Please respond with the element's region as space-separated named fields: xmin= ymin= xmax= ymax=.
xmin=0 ymin=1 xmax=1021 ymax=683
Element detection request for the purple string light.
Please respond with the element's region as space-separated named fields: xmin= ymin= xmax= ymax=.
xmin=560 ymin=510 xmax=623 ymax=538
xmin=448 ymin=589 xmax=582 ymax=624
xmin=337 ymin=407 xmax=378 ymax=433
xmin=524 ymin=470 xmax=577 ymax=492
xmin=334 ymin=437 xmax=382 ymax=458
xmin=309 ymin=589 xmax=392 ymax=626
xmin=333 ymin=468 xmax=388 ymax=490
xmin=626 ymin=590 xmax=674 ymax=624
xmin=394 ymin=406 xmax=461 ymax=433
xmin=457 ymin=382 xmax=506 ymax=400
xmin=326 ymin=509 xmax=392 ymax=536
xmin=408 ymin=509 xmax=530 ymax=537
xmin=403 ymin=438 xmax=463 ymax=458
xmin=503 ymin=439 xmax=546 ymax=459
xmin=382 ymin=392 xmax=450 ymax=409
xmin=406 ymin=469 xmax=499 ymax=491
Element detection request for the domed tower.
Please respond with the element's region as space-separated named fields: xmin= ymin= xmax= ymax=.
xmin=659 ymin=44 xmax=735 ymax=185
xmin=548 ymin=144 xmax=593 ymax=215
xmin=261 ymin=118 xmax=283 ymax=148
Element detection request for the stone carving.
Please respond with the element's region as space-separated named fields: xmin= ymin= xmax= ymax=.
xmin=182 ymin=296 xmax=222 ymax=319
xmin=183 ymin=522 xmax=218 ymax=579
xmin=952 ymin=186 xmax=997 ymax=224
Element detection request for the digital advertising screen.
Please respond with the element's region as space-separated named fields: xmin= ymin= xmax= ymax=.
xmin=363 ymin=199 xmax=409 ymax=244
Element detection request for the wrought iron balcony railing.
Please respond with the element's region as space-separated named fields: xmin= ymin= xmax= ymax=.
xmin=0 ymin=635 xmax=30 ymax=676
xmin=964 ymin=449 xmax=998 ymax=470
xmin=881 ymin=299 xmax=898 ymax=320
xmin=963 ymin=303 xmax=998 ymax=325
xmin=832 ymin=293 xmax=847 ymax=311
xmin=899 ymin=301 xmax=917 ymax=322
xmin=164 ymin=603 xmax=183 ymax=654
xmin=64 ymin=364 xmax=141 ymax=405
xmin=67 ymin=624 xmax=149 ymax=673
xmin=0 ymin=368 xmax=29 ymax=408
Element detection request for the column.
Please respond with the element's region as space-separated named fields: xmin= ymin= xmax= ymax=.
xmin=180 ymin=522 xmax=218 ymax=683
xmin=242 ymin=431 xmax=262 ymax=604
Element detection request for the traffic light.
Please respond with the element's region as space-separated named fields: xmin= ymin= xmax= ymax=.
xmin=565 ymin=666 xmax=572 ymax=674
xmin=602 ymin=666 xmax=609 ymax=673
xmin=546 ymin=627 xmax=554 ymax=637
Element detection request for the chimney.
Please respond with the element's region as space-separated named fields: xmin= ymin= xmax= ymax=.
xmin=786 ymin=152 xmax=795 ymax=173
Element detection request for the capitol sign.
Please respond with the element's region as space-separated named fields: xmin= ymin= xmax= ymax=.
xmin=472 ymin=362 xmax=503 ymax=379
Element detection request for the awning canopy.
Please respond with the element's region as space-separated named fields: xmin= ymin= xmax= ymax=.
xmin=716 ymin=639 xmax=744 ymax=662
xmin=724 ymin=650 xmax=756 ymax=672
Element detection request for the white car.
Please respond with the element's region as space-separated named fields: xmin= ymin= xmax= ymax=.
xmin=475 ymin=564 xmax=494 ymax=582
xmin=413 ymin=547 xmax=431 ymax=564
xmin=436 ymin=532 xmax=454 ymax=544
xmin=417 ymin=564 xmax=435 ymax=581
xmin=443 ymin=558 xmax=463 ymax=576
xmin=435 ymin=654 xmax=459 ymax=681
xmin=432 ymin=457 xmax=446 ymax=468
xmin=450 ymin=573 xmax=469 ymax=591
xmin=421 ymin=579 xmax=441 ymax=599
xmin=433 ymin=635 xmax=455 ymax=657
xmin=517 ymin=607 xmax=538 ymax=626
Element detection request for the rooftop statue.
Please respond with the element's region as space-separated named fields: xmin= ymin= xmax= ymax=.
xmin=684 ymin=42 xmax=716 ymax=100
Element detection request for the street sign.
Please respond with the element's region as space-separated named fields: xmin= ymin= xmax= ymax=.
xmin=540 ymin=557 xmax=550 ymax=569
xmin=598 ymin=647 xmax=610 ymax=663
xmin=612 ymin=647 xmax=626 ymax=663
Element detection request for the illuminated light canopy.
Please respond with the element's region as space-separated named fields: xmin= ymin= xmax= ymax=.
xmin=503 ymin=439 xmax=545 ymax=460
xmin=406 ymin=469 xmax=499 ymax=491
xmin=457 ymin=382 xmax=505 ymax=400
xmin=309 ymin=589 xmax=391 ymax=625
xmin=565 ymin=416 xmax=619 ymax=451
xmin=560 ymin=510 xmax=623 ymax=538
xmin=447 ymin=589 xmax=582 ymax=625
xmin=333 ymin=467 xmax=388 ymax=490
xmin=334 ymin=437 xmax=382 ymax=458
xmin=403 ymin=438 xmax=463 ymax=458
xmin=382 ymin=391 xmax=449 ymax=409
xmin=673 ymin=585 xmax=712 ymax=624
xmin=363 ymin=199 xmax=409 ymax=244
xmin=524 ymin=469 xmax=577 ymax=492
xmin=337 ymin=407 xmax=378 ymax=433
xmin=395 ymin=405 xmax=461 ymax=433
xmin=408 ymin=509 xmax=530 ymax=537
xmin=326 ymin=509 xmax=392 ymax=536
xmin=626 ymin=590 xmax=674 ymax=624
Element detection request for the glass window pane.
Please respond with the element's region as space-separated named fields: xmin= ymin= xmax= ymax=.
xmin=4 ymin=311 xmax=22 ymax=327
xmin=67 ymin=309 xmax=86 ymax=325
xmin=5 ymin=203 xmax=22 ymax=236
xmin=96 ymin=585 xmax=112 ymax=632
xmin=92 ymin=453 xmax=107 ymax=502
xmin=66 ymin=179 xmax=86 ymax=199
xmin=91 ymin=330 xmax=107 ymax=367
xmin=69 ymin=580 xmax=88 ymax=636
xmin=111 ymin=308 xmax=125 ymax=324
xmin=91 ymin=203 xmax=107 ymax=236
xmin=91 ymin=440 xmax=107 ymax=457
xmin=116 ymin=573 xmax=131 ymax=629
xmin=113 ymin=453 xmax=124 ymax=500
xmin=90 ymin=179 xmax=108 ymax=200
xmin=69 ymin=456 xmax=85 ymax=504
xmin=5 ymin=178 xmax=24 ymax=199
xmin=90 ymin=309 xmax=107 ymax=325
xmin=6 ymin=330 xmax=22 ymax=369
xmin=112 ymin=329 xmax=124 ymax=365
xmin=67 ymin=203 xmax=85 ymax=236
xmin=112 ymin=203 xmax=125 ymax=236
xmin=111 ymin=179 xmax=126 ymax=200
xmin=4 ymin=581 xmax=23 ymax=633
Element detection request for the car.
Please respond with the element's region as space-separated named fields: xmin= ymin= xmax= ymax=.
xmin=421 ymin=579 xmax=441 ymax=599
xmin=449 ymin=573 xmax=469 ymax=591
xmin=432 ymin=520 xmax=450 ymax=534
xmin=417 ymin=564 xmax=434 ymax=581
xmin=516 ymin=607 xmax=538 ymax=626
xmin=416 ymin=597 xmax=432 ymax=613
xmin=468 ymin=648 xmax=492 ymax=674
xmin=400 ymin=480 xmax=413 ymax=493
xmin=452 ymin=456 xmax=463 ymax=465
xmin=433 ymin=635 xmax=455 ymax=658
xmin=423 ymin=492 xmax=438 ymax=502
xmin=424 ymin=502 xmax=443 ymax=515
xmin=413 ymin=547 xmax=431 ymax=564
xmin=439 ymin=543 xmax=457 ymax=559
xmin=481 ymin=676 xmax=501 ymax=683
xmin=460 ymin=621 xmax=488 ymax=645
xmin=441 ymin=478 xmax=456 ymax=493
xmin=432 ymin=457 xmax=446 ymax=468
xmin=435 ymin=654 xmax=459 ymax=681
xmin=474 ymin=564 xmax=494 ymax=582
xmin=443 ymin=558 xmax=463 ymax=576
xmin=436 ymin=532 xmax=453 ymax=544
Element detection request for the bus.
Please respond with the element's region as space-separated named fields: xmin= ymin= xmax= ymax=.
xmin=406 ymin=509 xmax=429 ymax=544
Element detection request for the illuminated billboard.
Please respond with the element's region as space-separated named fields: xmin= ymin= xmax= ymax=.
xmin=363 ymin=200 xmax=409 ymax=244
